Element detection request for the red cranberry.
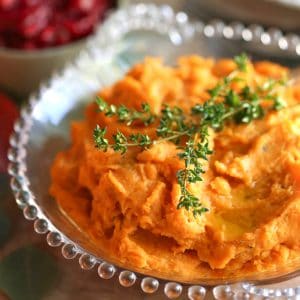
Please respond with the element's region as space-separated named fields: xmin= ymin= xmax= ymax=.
xmin=50 ymin=0 xmax=68 ymax=10
xmin=38 ymin=25 xmax=56 ymax=46
xmin=64 ymin=11 xmax=97 ymax=38
xmin=0 ymin=10 xmax=19 ymax=32
xmin=0 ymin=0 xmax=18 ymax=11
xmin=69 ymin=0 xmax=96 ymax=13
xmin=52 ymin=11 xmax=64 ymax=23
xmin=19 ymin=0 xmax=42 ymax=7
xmin=19 ymin=4 xmax=52 ymax=38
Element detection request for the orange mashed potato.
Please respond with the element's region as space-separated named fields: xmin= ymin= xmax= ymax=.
xmin=50 ymin=56 xmax=300 ymax=281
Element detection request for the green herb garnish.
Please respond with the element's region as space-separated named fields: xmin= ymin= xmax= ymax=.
xmin=234 ymin=52 xmax=248 ymax=72
xmin=95 ymin=97 xmax=155 ymax=125
xmin=93 ymin=54 xmax=287 ymax=217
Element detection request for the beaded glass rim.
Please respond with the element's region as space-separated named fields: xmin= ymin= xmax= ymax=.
xmin=7 ymin=3 xmax=300 ymax=299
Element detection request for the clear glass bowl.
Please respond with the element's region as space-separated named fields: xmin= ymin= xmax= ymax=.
xmin=8 ymin=4 xmax=300 ymax=299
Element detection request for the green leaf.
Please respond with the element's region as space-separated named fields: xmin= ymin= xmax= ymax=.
xmin=273 ymin=96 xmax=286 ymax=111
xmin=93 ymin=125 xmax=108 ymax=151
xmin=0 ymin=210 xmax=10 ymax=246
xmin=234 ymin=53 xmax=248 ymax=72
xmin=225 ymin=90 xmax=240 ymax=107
xmin=95 ymin=96 xmax=108 ymax=112
xmin=0 ymin=245 xmax=59 ymax=300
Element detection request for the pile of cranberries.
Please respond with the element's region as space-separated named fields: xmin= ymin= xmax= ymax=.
xmin=0 ymin=0 xmax=114 ymax=50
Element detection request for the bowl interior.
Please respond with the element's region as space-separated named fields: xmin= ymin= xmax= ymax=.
xmin=25 ymin=18 xmax=300 ymax=285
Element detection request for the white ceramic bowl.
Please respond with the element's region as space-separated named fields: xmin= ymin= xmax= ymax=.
xmin=0 ymin=39 xmax=87 ymax=98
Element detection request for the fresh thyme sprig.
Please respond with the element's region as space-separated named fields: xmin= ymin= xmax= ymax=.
xmin=94 ymin=126 xmax=152 ymax=154
xmin=234 ymin=52 xmax=248 ymax=71
xmin=93 ymin=54 xmax=287 ymax=217
xmin=96 ymin=97 xmax=156 ymax=125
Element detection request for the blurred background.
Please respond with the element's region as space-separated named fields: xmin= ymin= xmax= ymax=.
xmin=122 ymin=0 xmax=300 ymax=31
xmin=1 ymin=0 xmax=300 ymax=98
xmin=0 ymin=1 xmax=300 ymax=299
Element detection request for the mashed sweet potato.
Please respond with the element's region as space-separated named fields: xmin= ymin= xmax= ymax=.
xmin=50 ymin=56 xmax=300 ymax=281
